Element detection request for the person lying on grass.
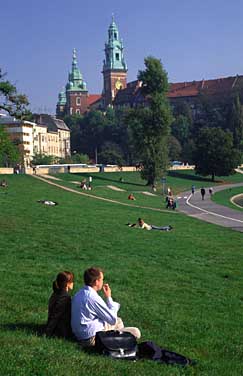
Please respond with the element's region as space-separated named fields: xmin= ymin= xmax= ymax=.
xmin=71 ymin=267 xmax=141 ymax=347
xmin=127 ymin=218 xmax=173 ymax=231
xmin=37 ymin=200 xmax=58 ymax=206
xmin=45 ymin=271 xmax=74 ymax=339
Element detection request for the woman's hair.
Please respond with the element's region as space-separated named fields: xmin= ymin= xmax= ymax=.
xmin=53 ymin=271 xmax=74 ymax=291
xmin=84 ymin=267 xmax=103 ymax=287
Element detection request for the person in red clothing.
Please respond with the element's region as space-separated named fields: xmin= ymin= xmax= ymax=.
xmin=45 ymin=271 xmax=74 ymax=338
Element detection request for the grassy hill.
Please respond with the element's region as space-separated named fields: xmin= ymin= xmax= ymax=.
xmin=0 ymin=173 xmax=243 ymax=375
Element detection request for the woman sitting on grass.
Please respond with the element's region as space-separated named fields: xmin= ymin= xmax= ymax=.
xmin=45 ymin=271 xmax=74 ymax=339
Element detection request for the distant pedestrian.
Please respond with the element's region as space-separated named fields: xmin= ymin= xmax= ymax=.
xmin=200 ymin=187 xmax=206 ymax=200
xmin=209 ymin=187 xmax=213 ymax=196
xmin=191 ymin=185 xmax=195 ymax=194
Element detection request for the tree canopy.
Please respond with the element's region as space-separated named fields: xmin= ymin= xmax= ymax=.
xmin=0 ymin=127 xmax=20 ymax=167
xmin=127 ymin=56 xmax=172 ymax=185
xmin=0 ymin=69 xmax=29 ymax=118
xmin=194 ymin=127 xmax=240 ymax=181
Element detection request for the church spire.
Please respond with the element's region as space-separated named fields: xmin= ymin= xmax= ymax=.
xmin=103 ymin=17 xmax=127 ymax=72
xmin=66 ymin=48 xmax=87 ymax=92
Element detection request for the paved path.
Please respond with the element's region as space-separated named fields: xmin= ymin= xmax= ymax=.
xmin=177 ymin=183 xmax=243 ymax=232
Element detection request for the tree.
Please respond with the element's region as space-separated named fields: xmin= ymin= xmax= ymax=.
xmin=228 ymin=95 xmax=243 ymax=153
xmin=168 ymin=135 xmax=182 ymax=161
xmin=0 ymin=69 xmax=29 ymax=118
xmin=0 ymin=127 xmax=20 ymax=166
xmin=31 ymin=153 xmax=55 ymax=165
xmin=98 ymin=141 xmax=124 ymax=165
xmin=193 ymin=127 xmax=241 ymax=181
xmin=127 ymin=56 xmax=172 ymax=185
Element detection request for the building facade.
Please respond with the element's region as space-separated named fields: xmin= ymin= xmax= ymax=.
xmin=0 ymin=114 xmax=70 ymax=167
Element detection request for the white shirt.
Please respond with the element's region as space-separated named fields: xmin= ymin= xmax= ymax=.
xmin=71 ymin=285 xmax=120 ymax=340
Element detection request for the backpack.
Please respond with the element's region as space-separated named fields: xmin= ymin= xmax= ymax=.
xmin=95 ymin=330 xmax=137 ymax=360
xmin=138 ymin=341 xmax=193 ymax=366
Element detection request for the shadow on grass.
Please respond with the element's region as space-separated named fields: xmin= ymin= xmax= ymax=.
xmin=1 ymin=323 xmax=75 ymax=343
xmin=168 ymin=171 xmax=220 ymax=183
xmin=1 ymin=323 xmax=46 ymax=336
xmin=71 ymin=173 xmax=146 ymax=187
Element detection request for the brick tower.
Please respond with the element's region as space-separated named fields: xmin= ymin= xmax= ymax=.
xmin=56 ymin=49 xmax=88 ymax=116
xmin=102 ymin=17 xmax=127 ymax=108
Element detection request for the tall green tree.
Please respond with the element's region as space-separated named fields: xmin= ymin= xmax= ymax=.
xmin=128 ymin=56 xmax=172 ymax=185
xmin=0 ymin=69 xmax=29 ymax=118
xmin=228 ymin=95 xmax=243 ymax=153
xmin=0 ymin=127 xmax=19 ymax=166
xmin=194 ymin=127 xmax=240 ymax=181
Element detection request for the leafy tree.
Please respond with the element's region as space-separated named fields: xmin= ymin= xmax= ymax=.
xmin=71 ymin=153 xmax=90 ymax=164
xmin=0 ymin=69 xmax=29 ymax=118
xmin=0 ymin=127 xmax=20 ymax=166
xmin=98 ymin=141 xmax=124 ymax=165
xmin=128 ymin=56 xmax=172 ymax=185
xmin=31 ymin=153 xmax=55 ymax=165
xmin=227 ymin=95 xmax=243 ymax=153
xmin=193 ymin=127 xmax=240 ymax=181
xmin=168 ymin=135 xmax=182 ymax=161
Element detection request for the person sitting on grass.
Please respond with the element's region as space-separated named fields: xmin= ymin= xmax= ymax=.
xmin=127 ymin=218 xmax=172 ymax=231
xmin=71 ymin=267 xmax=141 ymax=347
xmin=45 ymin=271 xmax=74 ymax=339
xmin=128 ymin=193 xmax=136 ymax=200
xmin=0 ymin=179 xmax=8 ymax=188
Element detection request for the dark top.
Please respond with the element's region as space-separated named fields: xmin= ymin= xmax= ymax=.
xmin=46 ymin=286 xmax=72 ymax=338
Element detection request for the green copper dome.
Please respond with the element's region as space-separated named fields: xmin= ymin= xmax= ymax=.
xmin=103 ymin=17 xmax=127 ymax=72
xmin=66 ymin=49 xmax=87 ymax=92
xmin=57 ymin=88 xmax=66 ymax=105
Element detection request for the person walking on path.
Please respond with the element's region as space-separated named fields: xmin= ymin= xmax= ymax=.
xmin=209 ymin=187 xmax=213 ymax=196
xmin=191 ymin=185 xmax=195 ymax=194
xmin=200 ymin=187 xmax=206 ymax=200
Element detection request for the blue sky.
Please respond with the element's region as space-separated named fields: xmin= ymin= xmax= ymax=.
xmin=2 ymin=0 xmax=243 ymax=114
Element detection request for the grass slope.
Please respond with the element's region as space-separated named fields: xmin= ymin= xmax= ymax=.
xmin=212 ymin=186 xmax=243 ymax=211
xmin=0 ymin=174 xmax=243 ymax=375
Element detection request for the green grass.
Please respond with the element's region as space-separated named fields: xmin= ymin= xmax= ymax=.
xmin=212 ymin=186 xmax=243 ymax=211
xmin=1 ymin=173 xmax=243 ymax=375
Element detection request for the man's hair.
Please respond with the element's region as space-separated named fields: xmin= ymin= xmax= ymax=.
xmin=84 ymin=267 xmax=103 ymax=286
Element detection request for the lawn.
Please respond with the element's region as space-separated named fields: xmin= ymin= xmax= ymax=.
xmin=0 ymin=173 xmax=243 ymax=375
xmin=212 ymin=186 xmax=243 ymax=211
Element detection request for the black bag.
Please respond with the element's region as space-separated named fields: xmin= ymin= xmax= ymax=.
xmin=95 ymin=330 xmax=137 ymax=360
xmin=138 ymin=341 xmax=192 ymax=366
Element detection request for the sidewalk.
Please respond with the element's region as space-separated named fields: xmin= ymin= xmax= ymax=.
xmin=177 ymin=183 xmax=243 ymax=232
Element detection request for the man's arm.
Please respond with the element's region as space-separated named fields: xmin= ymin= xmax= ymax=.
xmin=88 ymin=286 xmax=120 ymax=325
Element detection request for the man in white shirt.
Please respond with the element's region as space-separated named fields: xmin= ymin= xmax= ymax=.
xmin=71 ymin=267 xmax=141 ymax=347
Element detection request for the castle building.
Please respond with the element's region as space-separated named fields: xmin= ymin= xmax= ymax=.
xmin=57 ymin=17 xmax=243 ymax=117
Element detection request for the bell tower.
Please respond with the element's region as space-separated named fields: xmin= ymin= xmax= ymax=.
xmin=102 ymin=16 xmax=127 ymax=107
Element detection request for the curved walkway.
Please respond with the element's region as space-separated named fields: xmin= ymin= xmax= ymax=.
xmin=177 ymin=183 xmax=243 ymax=232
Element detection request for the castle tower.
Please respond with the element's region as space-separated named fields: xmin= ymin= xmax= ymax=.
xmin=102 ymin=17 xmax=127 ymax=107
xmin=56 ymin=49 xmax=88 ymax=116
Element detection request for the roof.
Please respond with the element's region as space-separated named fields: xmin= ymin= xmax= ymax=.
xmin=33 ymin=114 xmax=70 ymax=132
xmin=114 ymin=75 xmax=243 ymax=105
xmin=87 ymin=94 xmax=102 ymax=106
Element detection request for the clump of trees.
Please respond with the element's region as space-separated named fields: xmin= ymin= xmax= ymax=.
xmin=0 ymin=69 xmax=30 ymax=166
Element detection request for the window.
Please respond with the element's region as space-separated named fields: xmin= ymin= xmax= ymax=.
xmin=114 ymin=32 xmax=117 ymax=39
xmin=76 ymin=97 xmax=81 ymax=105
xmin=116 ymin=53 xmax=119 ymax=61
